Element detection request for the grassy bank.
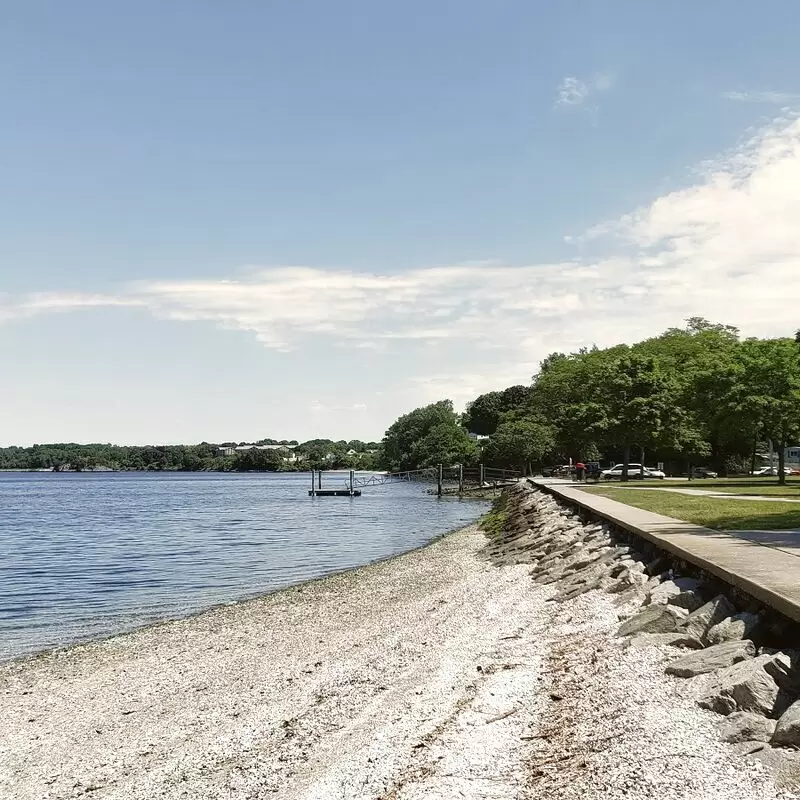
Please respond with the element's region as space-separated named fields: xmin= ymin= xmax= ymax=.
xmin=478 ymin=492 xmax=508 ymax=539
xmin=581 ymin=486 xmax=800 ymax=530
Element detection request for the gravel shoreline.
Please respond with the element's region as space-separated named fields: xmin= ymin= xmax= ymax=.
xmin=1 ymin=523 xmax=797 ymax=799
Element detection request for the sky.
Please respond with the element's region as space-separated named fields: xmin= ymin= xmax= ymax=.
xmin=3 ymin=1 xmax=800 ymax=446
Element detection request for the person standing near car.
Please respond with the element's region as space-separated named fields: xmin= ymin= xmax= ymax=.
xmin=575 ymin=461 xmax=586 ymax=482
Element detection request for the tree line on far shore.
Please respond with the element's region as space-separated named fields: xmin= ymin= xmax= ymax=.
xmin=9 ymin=319 xmax=799 ymax=481
xmin=0 ymin=439 xmax=380 ymax=473
xmin=378 ymin=319 xmax=800 ymax=484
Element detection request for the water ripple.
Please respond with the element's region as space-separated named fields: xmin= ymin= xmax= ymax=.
xmin=0 ymin=472 xmax=487 ymax=660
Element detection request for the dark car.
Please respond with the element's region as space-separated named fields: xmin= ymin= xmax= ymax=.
xmin=691 ymin=467 xmax=718 ymax=479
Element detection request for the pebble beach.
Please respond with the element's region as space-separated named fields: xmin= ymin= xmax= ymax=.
xmin=1 ymin=521 xmax=797 ymax=799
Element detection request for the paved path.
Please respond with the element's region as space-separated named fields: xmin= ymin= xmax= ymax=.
xmin=550 ymin=478 xmax=800 ymax=503
xmin=721 ymin=529 xmax=800 ymax=558
xmin=532 ymin=479 xmax=800 ymax=622
xmin=598 ymin=485 xmax=800 ymax=503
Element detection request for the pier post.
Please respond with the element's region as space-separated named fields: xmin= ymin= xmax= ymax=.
xmin=479 ymin=463 xmax=485 ymax=487
xmin=311 ymin=469 xmax=316 ymax=497
xmin=349 ymin=469 xmax=355 ymax=497
xmin=458 ymin=463 xmax=463 ymax=494
xmin=437 ymin=464 xmax=443 ymax=497
xmin=318 ymin=470 xmax=323 ymax=490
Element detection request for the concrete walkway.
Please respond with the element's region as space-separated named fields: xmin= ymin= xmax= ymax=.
xmin=547 ymin=477 xmax=800 ymax=503
xmin=531 ymin=478 xmax=800 ymax=622
xmin=595 ymin=485 xmax=800 ymax=503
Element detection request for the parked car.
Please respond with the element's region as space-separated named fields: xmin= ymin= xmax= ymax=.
xmin=690 ymin=467 xmax=718 ymax=479
xmin=751 ymin=466 xmax=794 ymax=476
xmin=600 ymin=463 xmax=665 ymax=480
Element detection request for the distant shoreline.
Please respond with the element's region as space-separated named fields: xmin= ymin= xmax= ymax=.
xmin=0 ymin=468 xmax=388 ymax=475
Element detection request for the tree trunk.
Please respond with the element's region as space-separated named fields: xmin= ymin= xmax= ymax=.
xmin=711 ymin=441 xmax=724 ymax=475
xmin=621 ymin=443 xmax=631 ymax=482
xmin=779 ymin=439 xmax=787 ymax=486
xmin=640 ymin=446 xmax=645 ymax=478
xmin=750 ymin=432 xmax=758 ymax=478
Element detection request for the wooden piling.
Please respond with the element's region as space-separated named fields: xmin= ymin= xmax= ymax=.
xmin=318 ymin=470 xmax=323 ymax=490
xmin=458 ymin=463 xmax=464 ymax=494
xmin=437 ymin=464 xmax=443 ymax=497
xmin=310 ymin=469 xmax=316 ymax=497
xmin=349 ymin=469 xmax=355 ymax=497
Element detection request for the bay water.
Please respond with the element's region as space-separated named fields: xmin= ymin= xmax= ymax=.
xmin=0 ymin=471 xmax=488 ymax=661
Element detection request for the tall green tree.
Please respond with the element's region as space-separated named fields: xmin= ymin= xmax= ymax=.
xmin=462 ymin=385 xmax=530 ymax=436
xmin=381 ymin=400 xmax=478 ymax=472
xmin=482 ymin=418 xmax=555 ymax=474
xmin=737 ymin=338 xmax=800 ymax=485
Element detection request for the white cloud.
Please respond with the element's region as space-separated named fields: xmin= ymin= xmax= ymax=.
xmin=555 ymin=73 xmax=613 ymax=108
xmin=5 ymin=116 xmax=800 ymax=409
xmin=308 ymin=399 xmax=368 ymax=414
xmin=0 ymin=292 xmax=142 ymax=323
xmin=722 ymin=90 xmax=800 ymax=104
xmin=556 ymin=77 xmax=590 ymax=107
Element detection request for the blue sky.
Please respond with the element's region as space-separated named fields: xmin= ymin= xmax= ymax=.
xmin=3 ymin=1 xmax=800 ymax=445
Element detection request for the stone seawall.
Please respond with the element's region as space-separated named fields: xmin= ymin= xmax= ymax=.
xmin=486 ymin=482 xmax=800 ymax=783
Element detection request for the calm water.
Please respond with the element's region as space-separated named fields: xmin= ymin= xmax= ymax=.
xmin=0 ymin=471 xmax=488 ymax=662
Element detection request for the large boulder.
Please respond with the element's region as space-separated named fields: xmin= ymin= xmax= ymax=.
xmin=679 ymin=595 xmax=736 ymax=643
xmin=719 ymin=711 xmax=777 ymax=744
xmin=617 ymin=604 xmax=687 ymax=637
xmin=698 ymin=652 xmax=796 ymax=717
xmin=706 ymin=612 xmax=761 ymax=646
xmin=665 ymin=639 xmax=756 ymax=677
xmin=772 ymin=699 xmax=800 ymax=748
xmin=646 ymin=577 xmax=701 ymax=606
xmin=669 ymin=589 xmax=706 ymax=612
xmin=747 ymin=745 xmax=800 ymax=787
xmin=624 ymin=632 xmax=704 ymax=650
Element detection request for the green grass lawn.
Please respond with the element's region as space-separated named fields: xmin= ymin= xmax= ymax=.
xmin=581 ymin=486 xmax=800 ymax=530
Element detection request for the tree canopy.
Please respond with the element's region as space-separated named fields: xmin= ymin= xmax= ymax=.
xmin=377 ymin=319 xmax=800 ymax=479
xmin=381 ymin=400 xmax=478 ymax=472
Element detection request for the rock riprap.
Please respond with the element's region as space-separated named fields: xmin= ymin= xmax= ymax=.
xmin=665 ymin=640 xmax=756 ymax=677
xmin=719 ymin=711 xmax=777 ymax=744
xmin=489 ymin=482 xmax=800 ymax=777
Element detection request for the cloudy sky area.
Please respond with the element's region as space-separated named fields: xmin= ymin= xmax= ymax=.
xmin=3 ymin=1 xmax=800 ymax=445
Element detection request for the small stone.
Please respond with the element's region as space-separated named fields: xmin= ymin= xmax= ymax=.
xmin=731 ymin=740 xmax=768 ymax=756
xmin=719 ymin=711 xmax=776 ymax=744
xmin=679 ymin=595 xmax=736 ymax=643
xmin=706 ymin=613 xmax=761 ymax=646
xmin=666 ymin=639 xmax=756 ymax=677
